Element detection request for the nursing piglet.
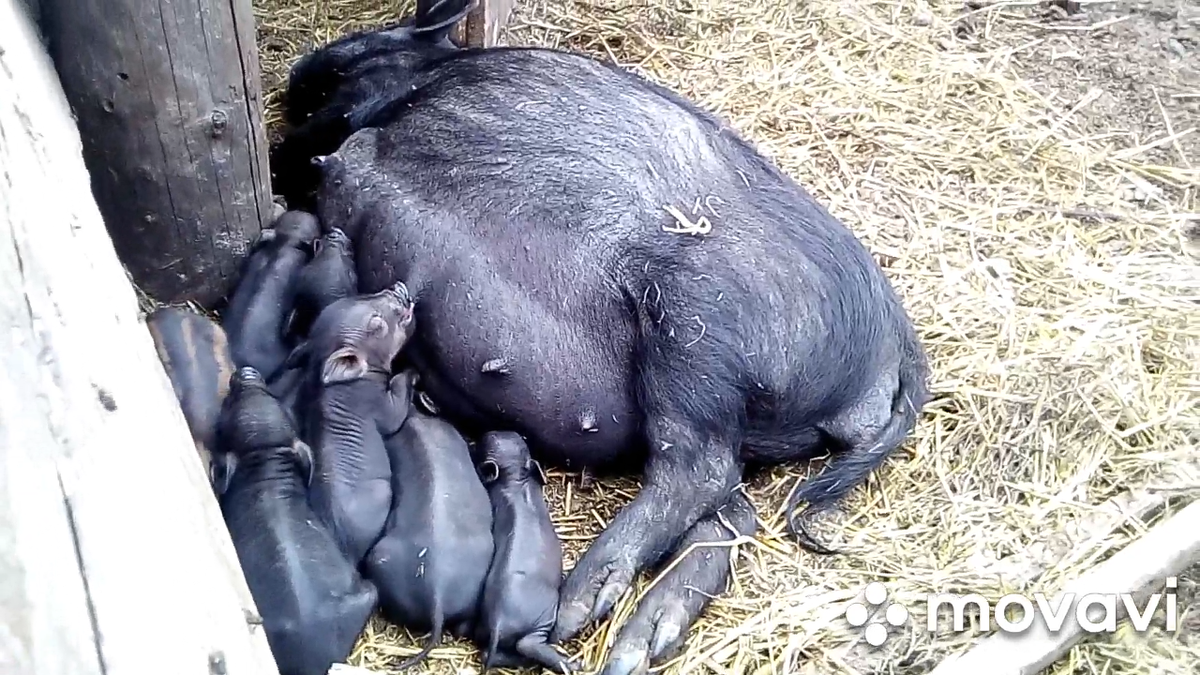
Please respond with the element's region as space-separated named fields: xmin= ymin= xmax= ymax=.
xmin=147 ymin=306 xmax=235 ymax=479
xmin=223 ymin=210 xmax=321 ymax=380
xmin=287 ymin=282 xmax=416 ymax=564
xmin=474 ymin=431 xmax=574 ymax=673
xmin=268 ymin=227 xmax=359 ymax=419
xmin=363 ymin=409 xmax=494 ymax=670
xmin=286 ymin=226 xmax=359 ymax=340
xmin=211 ymin=366 xmax=377 ymax=675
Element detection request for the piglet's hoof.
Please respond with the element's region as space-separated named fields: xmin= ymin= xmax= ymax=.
xmin=600 ymin=651 xmax=649 ymax=675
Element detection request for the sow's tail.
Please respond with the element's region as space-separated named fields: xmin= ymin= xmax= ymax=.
xmin=393 ymin=596 xmax=445 ymax=671
xmin=785 ymin=339 xmax=930 ymax=553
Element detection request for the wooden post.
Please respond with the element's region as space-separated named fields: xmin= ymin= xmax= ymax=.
xmin=36 ymin=0 xmax=272 ymax=308
xmin=0 ymin=0 xmax=279 ymax=673
xmin=457 ymin=0 xmax=516 ymax=47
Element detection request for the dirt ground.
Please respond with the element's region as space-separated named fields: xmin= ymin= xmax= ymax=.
xmin=998 ymin=0 xmax=1198 ymax=165
xmin=251 ymin=0 xmax=1199 ymax=673
xmin=961 ymin=0 xmax=1200 ymax=267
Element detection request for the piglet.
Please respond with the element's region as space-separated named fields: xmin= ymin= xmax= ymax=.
xmin=286 ymin=282 xmax=416 ymax=564
xmin=147 ymin=306 xmax=235 ymax=479
xmin=285 ymin=226 xmax=359 ymax=340
xmin=474 ymin=431 xmax=574 ymax=673
xmin=267 ymin=225 xmax=359 ymax=419
xmin=211 ymin=366 xmax=378 ymax=675
xmin=363 ymin=408 xmax=494 ymax=670
xmin=223 ymin=210 xmax=321 ymax=380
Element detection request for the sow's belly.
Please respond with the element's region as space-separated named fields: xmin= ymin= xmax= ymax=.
xmin=404 ymin=280 xmax=644 ymax=471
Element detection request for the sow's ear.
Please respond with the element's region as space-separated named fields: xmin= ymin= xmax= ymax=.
xmin=321 ymin=346 xmax=369 ymax=385
xmin=209 ymin=452 xmax=238 ymax=497
xmin=479 ymin=459 xmax=500 ymax=484
xmin=412 ymin=0 xmax=474 ymax=41
xmin=290 ymin=440 xmax=316 ymax=487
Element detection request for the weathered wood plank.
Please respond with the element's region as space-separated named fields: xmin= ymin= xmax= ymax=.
xmin=460 ymin=0 xmax=516 ymax=47
xmin=16 ymin=0 xmax=38 ymax=26
xmin=36 ymin=0 xmax=272 ymax=308
xmin=0 ymin=1 xmax=279 ymax=674
xmin=0 ymin=250 xmax=104 ymax=671
xmin=930 ymin=496 xmax=1200 ymax=675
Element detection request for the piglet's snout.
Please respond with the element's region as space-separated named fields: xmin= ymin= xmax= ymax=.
xmin=386 ymin=281 xmax=412 ymax=306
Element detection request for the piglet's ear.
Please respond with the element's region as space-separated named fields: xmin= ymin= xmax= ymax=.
xmin=291 ymin=440 xmax=315 ymax=487
xmin=311 ymin=238 xmax=324 ymax=257
xmin=209 ymin=452 xmax=237 ymax=497
xmin=479 ymin=459 xmax=500 ymax=484
xmin=321 ymin=346 xmax=369 ymax=385
xmin=527 ymin=459 xmax=547 ymax=485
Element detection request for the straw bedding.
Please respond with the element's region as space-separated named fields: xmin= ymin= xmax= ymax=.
xmin=252 ymin=0 xmax=1199 ymax=672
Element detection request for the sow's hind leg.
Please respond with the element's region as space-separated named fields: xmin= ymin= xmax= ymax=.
xmin=601 ymin=491 xmax=757 ymax=675
xmin=552 ymin=328 xmax=746 ymax=645
xmin=516 ymin=633 xmax=577 ymax=673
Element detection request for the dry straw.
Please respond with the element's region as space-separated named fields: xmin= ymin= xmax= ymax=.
xmin=253 ymin=0 xmax=1199 ymax=672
